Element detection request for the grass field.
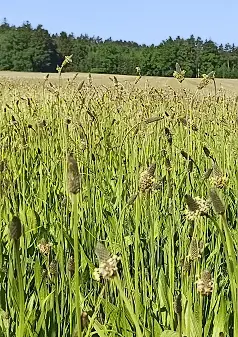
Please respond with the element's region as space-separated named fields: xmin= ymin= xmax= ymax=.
xmin=1 ymin=70 xmax=238 ymax=93
xmin=0 ymin=69 xmax=238 ymax=337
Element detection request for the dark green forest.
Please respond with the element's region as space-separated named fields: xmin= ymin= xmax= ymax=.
xmin=1 ymin=18 xmax=238 ymax=77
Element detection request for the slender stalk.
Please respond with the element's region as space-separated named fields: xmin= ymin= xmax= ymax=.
xmin=84 ymin=285 xmax=106 ymax=337
xmin=134 ymin=196 xmax=141 ymax=318
xmin=177 ymin=313 xmax=182 ymax=337
xmin=14 ymin=242 xmax=25 ymax=337
xmin=72 ymin=194 xmax=82 ymax=336
xmin=211 ymin=216 xmax=238 ymax=335
xmin=114 ymin=276 xmax=143 ymax=337
xmin=220 ymin=214 xmax=238 ymax=335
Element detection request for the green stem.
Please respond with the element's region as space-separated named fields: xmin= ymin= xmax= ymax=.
xmin=177 ymin=313 xmax=182 ymax=337
xmin=114 ymin=276 xmax=143 ymax=337
xmin=15 ymin=241 xmax=25 ymax=337
xmin=211 ymin=216 xmax=238 ymax=335
xmin=72 ymin=194 xmax=82 ymax=336
xmin=134 ymin=196 xmax=141 ymax=318
xmin=84 ymin=285 xmax=106 ymax=337
xmin=220 ymin=214 xmax=238 ymax=334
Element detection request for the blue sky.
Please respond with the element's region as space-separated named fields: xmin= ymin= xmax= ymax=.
xmin=1 ymin=0 xmax=237 ymax=45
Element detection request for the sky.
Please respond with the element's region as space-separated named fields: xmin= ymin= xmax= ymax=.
xmin=1 ymin=0 xmax=238 ymax=45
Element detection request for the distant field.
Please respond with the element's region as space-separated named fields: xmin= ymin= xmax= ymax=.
xmin=1 ymin=70 xmax=238 ymax=93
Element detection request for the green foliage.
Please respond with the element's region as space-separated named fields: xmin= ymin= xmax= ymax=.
xmin=2 ymin=18 xmax=238 ymax=77
xmin=0 ymin=74 xmax=237 ymax=336
xmin=0 ymin=21 xmax=58 ymax=72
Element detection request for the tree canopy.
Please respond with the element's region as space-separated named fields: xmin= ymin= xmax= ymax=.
xmin=1 ymin=18 xmax=238 ymax=78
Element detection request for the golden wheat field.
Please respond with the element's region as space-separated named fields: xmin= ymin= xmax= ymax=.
xmin=0 ymin=67 xmax=238 ymax=337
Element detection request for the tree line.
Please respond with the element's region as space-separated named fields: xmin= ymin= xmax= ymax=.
xmin=1 ymin=18 xmax=238 ymax=78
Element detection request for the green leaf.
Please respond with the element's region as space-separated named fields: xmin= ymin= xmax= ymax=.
xmin=160 ymin=330 xmax=179 ymax=337
xmin=158 ymin=269 xmax=170 ymax=312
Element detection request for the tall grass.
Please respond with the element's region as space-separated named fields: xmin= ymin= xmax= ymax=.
xmin=0 ymin=72 xmax=237 ymax=337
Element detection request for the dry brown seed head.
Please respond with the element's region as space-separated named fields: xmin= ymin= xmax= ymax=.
xmin=147 ymin=163 xmax=156 ymax=176
xmin=181 ymin=150 xmax=189 ymax=160
xmin=201 ymin=270 xmax=212 ymax=283
xmin=188 ymin=160 xmax=193 ymax=173
xmin=9 ymin=216 xmax=22 ymax=241
xmin=204 ymin=168 xmax=213 ymax=180
xmin=189 ymin=238 xmax=201 ymax=260
xmin=174 ymin=294 xmax=182 ymax=315
xmin=67 ymin=153 xmax=81 ymax=194
xmin=182 ymin=257 xmax=191 ymax=273
xmin=164 ymin=127 xmax=172 ymax=145
xmin=95 ymin=242 xmax=111 ymax=264
xmin=164 ymin=157 xmax=171 ymax=171
xmin=185 ymin=195 xmax=199 ymax=212
xmin=38 ymin=239 xmax=52 ymax=256
xmin=0 ymin=160 xmax=6 ymax=173
xmin=212 ymin=163 xmax=223 ymax=178
xmin=209 ymin=188 xmax=225 ymax=214
xmin=42 ymin=269 xmax=48 ymax=279
xmin=68 ymin=256 xmax=75 ymax=275
xmin=178 ymin=117 xmax=187 ymax=126
xmin=197 ymin=269 xmax=213 ymax=296
xmin=139 ymin=166 xmax=156 ymax=193
xmin=73 ymin=312 xmax=89 ymax=335
xmin=203 ymin=146 xmax=211 ymax=158
xmin=49 ymin=260 xmax=58 ymax=277
xmin=81 ymin=311 xmax=89 ymax=330
xmin=94 ymin=242 xmax=120 ymax=281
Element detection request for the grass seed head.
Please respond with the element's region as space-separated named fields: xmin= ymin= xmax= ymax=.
xmin=188 ymin=159 xmax=193 ymax=173
xmin=73 ymin=312 xmax=89 ymax=335
xmin=209 ymin=188 xmax=225 ymax=214
xmin=38 ymin=239 xmax=52 ymax=256
xmin=204 ymin=167 xmax=213 ymax=180
xmin=0 ymin=160 xmax=6 ymax=173
xmin=197 ymin=269 xmax=213 ymax=296
xmin=174 ymin=293 xmax=182 ymax=315
xmin=164 ymin=127 xmax=172 ymax=145
xmin=185 ymin=195 xmax=199 ymax=212
xmin=165 ymin=157 xmax=172 ymax=171
xmin=181 ymin=150 xmax=189 ymax=160
xmin=95 ymin=242 xmax=111 ymax=263
xmin=173 ymin=63 xmax=186 ymax=83
xmin=212 ymin=163 xmax=222 ymax=177
xmin=9 ymin=216 xmax=22 ymax=241
xmin=49 ymin=260 xmax=58 ymax=277
xmin=178 ymin=117 xmax=187 ymax=126
xmin=147 ymin=163 xmax=156 ymax=176
xmin=67 ymin=153 xmax=81 ymax=194
xmin=210 ymin=164 xmax=228 ymax=189
xmin=185 ymin=195 xmax=210 ymax=220
xmin=81 ymin=311 xmax=89 ymax=330
xmin=203 ymin=146 xmax=211 ymax=158
xmin=93 ymin=242 xmax=120 ymax=281
xmin=42 ymin=269 xmax=48 ymax=279
xmin=189 ymin=238 xmax=201 ymax=260
xmin=139 ymin=164 xmax=156 ymax=193
xmin=68 ymin=255 xmax=75 ymax=276
xmin=197 ymin=72 xmax=215 ymax=90
xmin=182 ymin=256 xmax=191 ymax=273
